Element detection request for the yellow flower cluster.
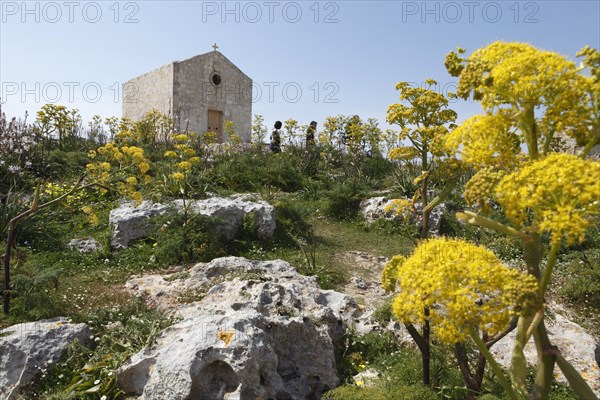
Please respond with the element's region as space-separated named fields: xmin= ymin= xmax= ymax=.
xmin=388 ymin=146 xmax=419 ymax=161
xmin=433 ymin=157 xmax=470 ymax=185
xmin=171 ymin=172 xmax=185 ymax=181
xmin=384 ymin=199 xmax=414 ymax=222
xmin=173 ymin=133 xmax=190 ymax=143
xmin=449 ymin=42 xmax=594 ymax=151
xmin=381 ymin=238 xmax=540 ymax=343
xmin=163 ymin=133 xmax=201 ymax=182
xmin=445 ymin=114 xmax=520 ymax=168
xmin=381 ymin=255 xmax=405 ymax=292
xmin=81 ymin=205 xmax=99 ymax=225
xmin=464 ymin=168 xmax=506 ymax=214
xmin=44 ymin=183 xmax=100 ymax=224
xmin=87 ymin=142 xmax=151 ymax=204
xmin=217 ymin=330 xmax=236 ymax=347
xmin=202 ymin=131 xmax=220 ymax=145
xmin=43 ymin=182 xmax=84 ymax=207
xmin=114 ymin=128 xmax=137 ymax=144
xmin=496 ymin=153 xmax=600 ymax=245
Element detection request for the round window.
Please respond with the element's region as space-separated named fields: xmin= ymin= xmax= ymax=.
xmin=211 ymin=73 xmax=222 ymax=86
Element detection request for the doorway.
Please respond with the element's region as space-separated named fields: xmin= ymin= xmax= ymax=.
xmin=207 ymin=110 xmax=223 ymax=142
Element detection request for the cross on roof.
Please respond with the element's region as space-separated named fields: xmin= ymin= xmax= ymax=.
xmin=212 ymin=43 xmax=219 ymax=52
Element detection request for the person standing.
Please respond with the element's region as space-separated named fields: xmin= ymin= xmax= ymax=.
xmin=306 ymin=121 xmax=317 ymax=147
xmin=270 ymin=121 xmax=282 ymax=153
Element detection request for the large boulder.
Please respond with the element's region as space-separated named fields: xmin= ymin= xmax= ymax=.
xmin=0 ymin=318 xmax=90 ymax=399
xmin=110 ymin=201 xmax=169 ymax=249
xmin=491 ymin=312 xmax=600 ymax=397
xmin=119 ymin=257 xmax=360 ymax=399
xmin=109 ymin=196 xmax=276 ymax=249
xmin=174 ymin=195 xmax=276 ymax=242
xmin=359 ymin=196 xmax=445 ymax=235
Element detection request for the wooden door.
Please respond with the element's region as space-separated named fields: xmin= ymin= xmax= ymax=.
xmin=207 ymin=110 xmax=223 ymax=142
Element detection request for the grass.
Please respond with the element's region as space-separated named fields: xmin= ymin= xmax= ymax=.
xmin=224 ymin=194 xmax=413 ymax=288
xmin=309 ymin=214 xmax=413 ymax=283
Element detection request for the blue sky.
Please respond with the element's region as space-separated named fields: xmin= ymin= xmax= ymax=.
xmin=1 ymin=1 xmax=599 ymax=133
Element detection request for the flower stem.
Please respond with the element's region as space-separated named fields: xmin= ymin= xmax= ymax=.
xmin=540 ymin=242 xmax=559 ymax=296
xmin=457 ymin=211 xmax=527 ymax=240
xmin=531 ymin=321 xmax=557 ymax=400
xmin=470 ymin=331 xmax=519 ymax=400
xmin=556 ymin=353 xmax=598 ymax=400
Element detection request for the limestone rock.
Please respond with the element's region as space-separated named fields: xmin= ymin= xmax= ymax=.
xmin=359 ymin=196 xmax=445 ymax=235
xmin=491 ymin=313 xmax=600 ymax=396
xmin=109 ymin=196 xmax=276 ymax=249
xmin=67 ymin=237 xmax=102 ymax=253
xmin=109 ymin=201 xmax=169 ymax=249
xmin=174 ymin=195 xmax=276 ymax=241
xmin=119 ymin=257 xmax=360 ymax=399
xmin=0 ymin=318 xmax=90 ymax=399
xmin=118 ymin=312 xmax=336 ymax=399
xmin=359 ymin=196 xmax=392 ymax=223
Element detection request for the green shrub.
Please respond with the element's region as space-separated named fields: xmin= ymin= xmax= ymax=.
xmin=323 ymin=386 xmax=388 ymax=400
xmin=15 ymin=208 xmax=69 ymax=251
xmin=337 ymin=330 xmax=404 ymax=381
xmin=10 ymin=263 xmax=63 ymax=320
xmin=371 ymin=299 xmax=393 ymax=324
xmin=273 ymin=198 xmax=312 ymax=243
xmin=205 ymin=149 xmax=303 ymax=193
xmin=295 ymin=258 xmax=344 ymax=290
xmin=367 ymin=218 xmax=418 ymax=238
xmin=241 ymin=211 xmax=260 ymax=241
xmin=559 ymin=249 xmax=600 ymax=310
xmin=0 ymin=191 xmax=23 ymax=243
xmin=323 ymin=183 xmax=365 ymax=221
xmin=384 ymin=163 xmax=419 ymax=198
xmin=361 ymin=155 xmax=394 ymax=188
xmin=151 ymin=209 xmax=225 ymax=265
xmin=299 ymin=177 xmax=327 ymax=201
xmin=486 ymin=235 xmax=524 ymax=261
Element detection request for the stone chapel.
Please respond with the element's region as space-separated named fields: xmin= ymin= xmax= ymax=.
xmin=122 ymin=45 xmax=253 ymax=142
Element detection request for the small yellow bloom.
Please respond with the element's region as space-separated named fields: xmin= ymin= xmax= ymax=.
xmin=381 ymin=255 xmax=405 ymax=292
xmin=170 ymin=172 xmax=185 ymax=181
xmin=177 ymin=161 xmax=192 ymax=171
xmin=173 ymin=133 xmax=190 ymax=143
xmin=183 ymin=148 xmax=196 ymax=158
xmin=131 ymin=191 xmax=143 ymax=205
xmin=139 ymin=162 xmax=150 ymax=174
